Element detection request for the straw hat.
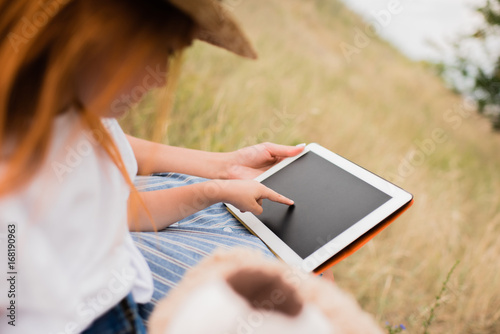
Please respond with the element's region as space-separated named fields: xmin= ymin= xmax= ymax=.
xmin=168 ymin=0 xmax=257 ymax=59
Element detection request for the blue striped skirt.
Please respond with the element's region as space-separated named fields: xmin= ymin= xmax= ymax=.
xmin=131 ymin=173 xmax=274 ymax=321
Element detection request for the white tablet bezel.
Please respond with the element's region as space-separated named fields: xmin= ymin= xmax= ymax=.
xmin=224 ymin=143 xmax=413 ymax=273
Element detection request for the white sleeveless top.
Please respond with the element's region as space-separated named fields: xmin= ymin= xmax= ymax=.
xmin=0 ymin=110 xmax=153 ymax=333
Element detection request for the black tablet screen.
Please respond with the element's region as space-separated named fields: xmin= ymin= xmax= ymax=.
xmin=259 ymin=151 xmax=392 ymax=259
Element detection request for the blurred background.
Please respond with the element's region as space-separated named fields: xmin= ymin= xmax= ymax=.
xmin=121 ymin=0 xmax=500 ymax=332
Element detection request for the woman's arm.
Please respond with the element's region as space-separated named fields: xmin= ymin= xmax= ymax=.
xmin=126 ymin=134 xmax=230 ymax=178
xmin=126 ymin=134 xmax=305 ymax=180
xmin=128 ymin=179 xmax=294 ymax=232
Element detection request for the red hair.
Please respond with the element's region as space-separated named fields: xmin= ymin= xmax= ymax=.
xmin=0 ymin=0 xmax=195 ymax=227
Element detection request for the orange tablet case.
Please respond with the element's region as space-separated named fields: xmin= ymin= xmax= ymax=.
xmin=313 ymin=198 xmax=414 ymax=275
xmin=226 ymin=199 xmax=414 ymax=276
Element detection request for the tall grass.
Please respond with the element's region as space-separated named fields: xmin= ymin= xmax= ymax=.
xmin=121 ymin=0 xmax=500 ymax=332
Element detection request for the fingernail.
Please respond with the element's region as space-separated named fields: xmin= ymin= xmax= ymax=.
xmin=296 ymin=143 xmax=306 ymax=147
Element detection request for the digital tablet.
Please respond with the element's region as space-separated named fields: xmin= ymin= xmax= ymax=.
xmin=224 ymin=143 xmax=413 ymax=274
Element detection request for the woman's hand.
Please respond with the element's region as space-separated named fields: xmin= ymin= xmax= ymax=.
xmin=217 ymin=179 xmax=294 ymax=215
xmin=224 ymin=142 xmax=305 ymax=180
xmin=131 ymin=178 xmax=294 ymax=232
xmin=127 ymin=135 xmax=305 ymax=180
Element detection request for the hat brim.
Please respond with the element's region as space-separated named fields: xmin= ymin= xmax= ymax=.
xmin=168 ymin=0 xmax=257 ymax=59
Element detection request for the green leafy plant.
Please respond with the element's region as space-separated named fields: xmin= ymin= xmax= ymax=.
xmin=422 ymin=260 xmax=460 ymax=334
xmin=384 ymin=260 xmax=460 ymax=334
xmin=440 ymin=0 xmax=500 ymax=131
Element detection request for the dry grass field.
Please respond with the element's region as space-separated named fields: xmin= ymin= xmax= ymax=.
xmin=121 ymin=0 xmax=500 ymax=332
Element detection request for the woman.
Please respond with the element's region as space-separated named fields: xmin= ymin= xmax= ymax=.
xmin=0 ymin=0 xmax=304 ymax=333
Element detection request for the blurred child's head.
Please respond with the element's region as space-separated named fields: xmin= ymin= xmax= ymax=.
xmin=0 ymin=0 xmax=195 ymax=194
xmin=70 ymin=0 xmax=196 ymax=117
xmin=2 ymin=0 xmax=195 ymax=120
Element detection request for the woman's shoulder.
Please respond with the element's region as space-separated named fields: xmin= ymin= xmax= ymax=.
xmin=1 ymin=109 xmax=128 ymax=206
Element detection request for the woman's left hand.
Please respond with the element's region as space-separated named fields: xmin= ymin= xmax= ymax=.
xmin=224 ymin=142 xmax=305 ymax=180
